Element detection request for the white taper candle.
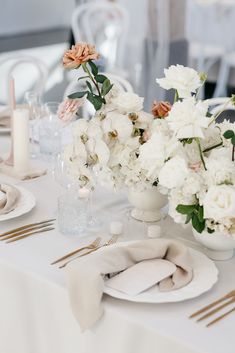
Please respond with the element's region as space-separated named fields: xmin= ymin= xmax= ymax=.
xmin=13 ymin=108 xmax=30 ymax=173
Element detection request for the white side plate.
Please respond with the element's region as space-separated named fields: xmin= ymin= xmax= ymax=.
xmin=0 ymin=185 xmax=36 ymax=221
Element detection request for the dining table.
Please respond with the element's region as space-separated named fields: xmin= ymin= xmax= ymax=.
xmin=0 ymin=134 xmax=234 ymax=353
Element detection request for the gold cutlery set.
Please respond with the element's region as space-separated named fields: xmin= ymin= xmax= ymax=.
xmin=51 ymin=235 xmax=118 ymax=268
xmin=190 ymin=290 xmax=235 ymax=327
xmin=1 ymin=219 xmax=235 ymax=326
xmin=0 ymin=219 xmax=56 ymax=243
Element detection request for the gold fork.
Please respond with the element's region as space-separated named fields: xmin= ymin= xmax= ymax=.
xmin=59 ymin=235 xmax=118 ymax=269
xmin=51 ymin=237 xmax=101 ymax=265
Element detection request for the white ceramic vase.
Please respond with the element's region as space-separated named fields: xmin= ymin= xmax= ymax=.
xmin=128 ymin=187 xmax=167 ymax=222
xmin=193 ymin=228 xmax=235 ymax=261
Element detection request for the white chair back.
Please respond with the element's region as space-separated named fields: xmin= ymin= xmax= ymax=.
xmin=206 ymin=97 xmax=235 ymax=115
xmin=71 ymin=1 xmax=129 ymax=72
xmin=0 ymin=55 xmax=48 ymax=103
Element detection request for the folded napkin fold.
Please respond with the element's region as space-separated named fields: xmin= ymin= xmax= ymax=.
xmin=0 ymin=183 xmax=20 ymax=215
xmin=67 ymin=239 xmax=193 ymax=331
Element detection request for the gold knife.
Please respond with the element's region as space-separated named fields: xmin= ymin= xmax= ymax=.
xmin=1 ymin=222 xmax=54 ymax=241
xmin=0 ymin=219 xmax=56 ymax=237
xmin=6 ymin=227 xmax=55 ymax=243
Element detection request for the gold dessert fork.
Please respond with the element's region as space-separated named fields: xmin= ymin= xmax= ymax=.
xmin=59 ymin=235 xmax=118 ymax=269
xmin=51 ymin=237 xmax=101 ymax=265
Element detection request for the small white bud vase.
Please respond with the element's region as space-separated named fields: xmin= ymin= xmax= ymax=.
xmin=128 ymin=187 xmax=167 ymax=222
xmin=192 ymin=228 xmax=235 ymax=261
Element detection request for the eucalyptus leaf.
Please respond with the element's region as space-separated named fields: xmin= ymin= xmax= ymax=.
xmin=68 ymin=91 xmax=88 ymax=99
xmin=192 ymin=214 xmax=205 ymax=233
xmin=88 ymin=60 xmax=98 ymax=76
xmin=87 ymin=92 xmax=103 ymax=111
xmin=86 ymin=80 xmax=93 ymax=93
xmin=101 ymin=79 xmax=113 ymax=96
xmin=185 ymin=213 xmax=192 ymax=224
xmin=176 ymin=204 xmax=197 ymax=215
xmin=95 ymin=74 xmax=107 ymax=83
xmin=198 ymin=206 xmax=204 ymax=222
xmin=232 ymin=134 xmax=235 ymax=146
xmin=77 ymin=75 xmax=90 ymax=82
xmin=223 ymin=130 xmax=234 ymax=139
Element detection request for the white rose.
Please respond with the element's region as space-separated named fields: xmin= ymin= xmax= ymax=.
xmin=203 ymin=185 xmax=235 ymax=221
xmin=156 ymin=65 xmax=201 ymax=98
xmin=182 ymin=173 xmax=203 ymax=195
xmin=158 ymin=156 xmax=189 ymax=189
xmin=112 ymin=92 xmax=144 ymax=114
xmin=166 ymin=98 xmax=210 ymax=139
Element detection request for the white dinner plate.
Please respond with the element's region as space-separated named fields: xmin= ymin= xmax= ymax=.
xmin=0 ymin=185 xmax=36 ymax=221
xmin=103 ymin=241 xmax=218 ymax=303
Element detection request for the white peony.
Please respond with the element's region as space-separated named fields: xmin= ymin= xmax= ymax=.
xmin=203 ymin=185 xmax=235 ymax=221
xmin=138 ymin=132 xmax=177 ymax=180
xmin=156 ymin=65 xmax=201 ymax=98
xmin=205 ymin=156 xmax=235 ymax=186
xmin=159 ymin=156 xmax=189 ymax=189
xmin=166 ymin=98 xmax=210 ymax=139
xmin=182 ymin=172 xmax=203 ymax=195
xmin=111 ymin=92 xmax=144 ymax=114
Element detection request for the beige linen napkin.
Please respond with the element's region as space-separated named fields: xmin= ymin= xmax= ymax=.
xmin=0 ymin=183 xmax=20 ymax=215
xmin=67 ymin=239 xmax=193 ymax=331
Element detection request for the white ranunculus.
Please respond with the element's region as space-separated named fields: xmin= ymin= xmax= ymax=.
xmin=167 ymin=98 xmax=210 ymax=139
xmin=203 ymin=185 xmax=235 ymax=221
xmin=158 ymin=156 xmax=189 ymax=189
xmin=156 ymin=65 xmax=201 ymax=98
xmin=111 ymin=92 xmax=144 ymax=114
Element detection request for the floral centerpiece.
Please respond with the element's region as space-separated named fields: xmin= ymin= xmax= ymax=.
xmin=61 ymin=43 xmax=174 ymax=221
xmin=61 ymin=43 xmax=235 ymax=257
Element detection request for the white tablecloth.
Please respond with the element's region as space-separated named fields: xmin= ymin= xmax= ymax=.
xmin=0 ymin=135 xmax=234 ymax=353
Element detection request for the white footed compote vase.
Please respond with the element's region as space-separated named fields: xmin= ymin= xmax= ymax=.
xmin=193 ymin=229 xmax=235 ymax=261
xmin=128 ymin=187 xmax=167 ymax=222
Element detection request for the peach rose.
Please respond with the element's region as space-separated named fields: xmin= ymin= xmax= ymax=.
xmin=63 ymin=43 xmax=100 ymax=69
xmin=151 ymin=101 xmax=171 ymax=118
xmin=58 ymin=98 xmax=84 ymax=123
